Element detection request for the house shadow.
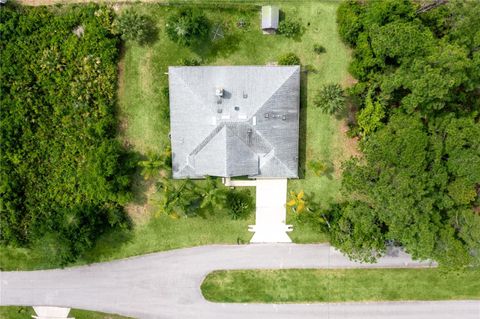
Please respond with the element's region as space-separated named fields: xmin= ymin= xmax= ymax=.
xmin=298 ymin=69 xmax=308 ymax=179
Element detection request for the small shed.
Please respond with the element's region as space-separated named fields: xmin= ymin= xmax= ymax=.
xmin=261 ymin=6 xmax=279 ymax=34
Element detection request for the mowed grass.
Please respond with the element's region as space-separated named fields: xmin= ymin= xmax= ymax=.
xmin=0 ymin=307 xmax=131 ymax=319
xmin=201 ymin=268 xmax=480 ymax=303
xmin=0 ymin=212 xmax=252 ymax=271
xmin=118 ymin=1 xmax=351 ymax=243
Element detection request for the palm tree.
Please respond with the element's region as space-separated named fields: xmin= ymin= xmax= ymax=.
xmin=199 ymin=176 xmax=226 ymax=214
xmin=139 ymin=147 xmax=171 ymax=180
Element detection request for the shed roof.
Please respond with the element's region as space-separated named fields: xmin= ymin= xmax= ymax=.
xmin=168 ymin=66 xmax=300 ymax=179
xmin=262 ymin=5 xmax=280 ymax=30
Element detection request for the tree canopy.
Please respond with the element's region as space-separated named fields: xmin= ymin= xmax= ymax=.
xmin=330 ymin=0 xmax=480 ymax=267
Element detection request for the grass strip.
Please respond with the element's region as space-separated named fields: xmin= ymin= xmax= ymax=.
xmin=201 ymin=268 xmax=480 ymax=303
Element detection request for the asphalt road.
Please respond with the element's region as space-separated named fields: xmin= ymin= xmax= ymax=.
xmin=1 ymin=244 xmax=478 ymax=319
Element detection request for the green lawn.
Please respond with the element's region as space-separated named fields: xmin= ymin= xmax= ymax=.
xmin=201 ymin=268 xmax=480 ymax=303
xmin=0 ymin=213 xmax=252 ymax=270
xmin=0 ymin=307 xmax=131 ymax=319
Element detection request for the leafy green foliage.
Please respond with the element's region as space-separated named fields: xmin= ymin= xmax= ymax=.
xmin=330 ymin=0 xmax=480 ymax=267
xmin=177 ymin=57 xmax=202 ymax=66
xmin=357 ymin=92 xmax=385 ymax=136
xmin=138 ymin=147 xmax=171 ymax=180
xmin=307 ymin=160 xmax=331 ymax=177
xmin=338 ymin=0 xmax=479 ymax=116
xmin=277 ymin=52 xmax=300 ymax=65
xmin=0 ymin=5 xmax=133 ymax=265
xmin=155 ymin=177 xmax=253 ymax=220
xmin=165 ymin=8 xmax=210 ymax=46
xmin=313 ymin=44 xmax=326 ymax=54
xmin=226 ymin=189 xmax=253 ymax=220
xmin=337 ymin=0 xmax=364 ymax=46
xmin=314 ymin=83 xmax=345 ymax=115
xmin=277 ymin=19 xmax=302 ymax=38
xmin=114 ymin=9 xmax=157 ymax=45
xmin=332 ymin=114 xmax=480 ymax=267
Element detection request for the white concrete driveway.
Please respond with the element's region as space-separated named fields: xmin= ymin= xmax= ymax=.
xmin=250 ymin=178 xmax=291 ymax=243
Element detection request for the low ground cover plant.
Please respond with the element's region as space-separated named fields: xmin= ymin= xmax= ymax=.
xmin=277 ymin=52 xmax=300 ymax=65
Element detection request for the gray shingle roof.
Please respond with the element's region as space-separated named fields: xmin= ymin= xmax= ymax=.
xmin=169 ymin=66 xmax=300 ymax=179
xmin=262 ymin=6 xmax=280 ymax=30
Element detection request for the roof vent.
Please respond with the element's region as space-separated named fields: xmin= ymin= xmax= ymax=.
xmin=264 ymin=113 xmax=269 ymax=118
xmin=215 ymin=88 xmax=224 ymax=97
xmin=234 ymin=106 xmax=240 ymax=111
xmin=243 ymin=91 xmax=248 ymax=99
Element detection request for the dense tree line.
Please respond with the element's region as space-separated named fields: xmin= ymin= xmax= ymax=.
xmin=0 ymin=5 xmax=134 ymax=264
xmin=330 ymin=0 xmax=480 ymax=267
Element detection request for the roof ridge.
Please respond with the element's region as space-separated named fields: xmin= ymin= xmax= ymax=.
xmin=263 ymin=155 xmax=296 ymax=177
xmin=252 ymin=66 xmax=299 ymax=120
xmin=189 ymin=123 xmax=225 ymax=156
xmin=250 ymin=66 xmax=299 ymax=120
xmin=170 ymin=69 xmax=212 ymax=116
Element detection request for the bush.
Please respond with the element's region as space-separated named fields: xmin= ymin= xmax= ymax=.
xmin=314 ymin=84 xmax=345 ymax=115
xmin=166 ymin=8 xmax=210 ymax=46
xmin=115 ymin=9 xmax=157 ymax=45
xmin=278 ymin=19 xmax=302 ymax=37
xmin=313 ymin=44 xmax=326 ymax=54
xmin=226 ymin=190 xmax=253 ymax=220
xmin=178 ymin=57 xmax=202 ymax=66
xmin=307 ymin=160 xmax=332 ymax=177
xmin=357 ymin=92 xmax=385 ymax=136
xmin=337 ymin=0 xmax=365 ymax=46
xmin=277 ymin=52 xmax=300 ymax=65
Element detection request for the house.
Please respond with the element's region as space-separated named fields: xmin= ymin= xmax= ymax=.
xmin=261 ymin=5 xmax=280 ymax=34
xmin=168 ymin=66 xmax=300 ymax=180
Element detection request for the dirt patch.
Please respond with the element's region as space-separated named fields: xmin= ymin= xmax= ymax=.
xmin=331 ymin=120 xmax=361 ymax=177
xmin=140 ymin=49 xmax=153 ymax=95
xmin=125 ymin=181 xmax=157 ymax=225
xmin=338 ymin=120 xmax=361 ymax=158
xmin=342 ymin=73 xmax=358 ymax=89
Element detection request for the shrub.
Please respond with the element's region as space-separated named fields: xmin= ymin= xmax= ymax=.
xmin=277 ymin=52 xmax=300 ymax=65
xmin=314 ymin=84 xmax=345 ymax=115
xmin=278 ymin=19 xmax=302 ymax=37
xmin=226 ymin=190 xmax=253 ymax=220
xmin=115 ymin=9 xmax=157 ymax=45
xmin=313 ymin=44 xmax=326 ymax=54
xmin=337 ymin=0 xmax=365 ymax=47
xmin=166 ymin=8 xmax=210 ymax=46
xmin=178 ymin=57 xmax=202 ymax=66
xmin=357 ymin=92 xmax=385 ymax=136
xmin=307 ymin=160 xmax=331 ymax=177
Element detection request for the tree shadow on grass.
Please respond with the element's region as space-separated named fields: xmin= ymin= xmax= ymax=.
xmin=191 ymin=32 xmax=241 ymax=63
xmin=81 ymin=227 xmax=134 ymax=264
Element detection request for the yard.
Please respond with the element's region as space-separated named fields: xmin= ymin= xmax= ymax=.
xmin=116 ymin=1 xmax=351 ymax=245
xmin=0 ymin=1 xmax=351 ymax=271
